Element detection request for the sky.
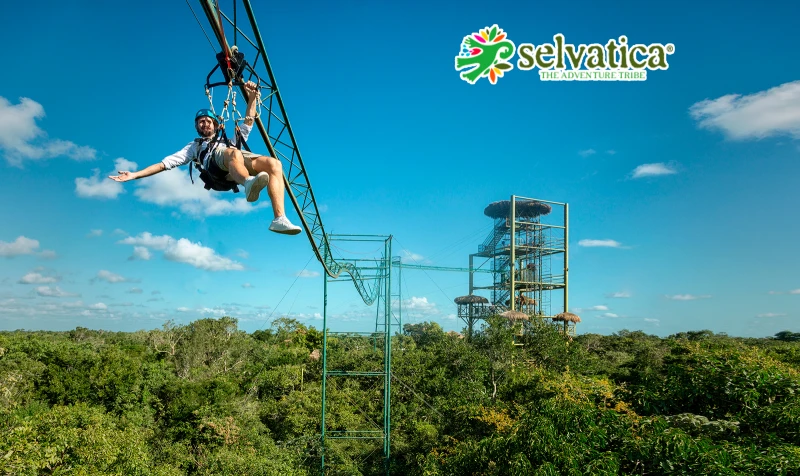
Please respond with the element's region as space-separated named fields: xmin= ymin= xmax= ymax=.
xmin=1 ymin=0 xmax=799 ymax=338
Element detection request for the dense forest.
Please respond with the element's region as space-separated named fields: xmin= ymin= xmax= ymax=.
xmin=1 ymin=316 xmax=799 ymax=475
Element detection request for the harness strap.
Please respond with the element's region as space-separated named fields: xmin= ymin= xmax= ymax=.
xmin=188 ymin=131 xmax=240 ymax=193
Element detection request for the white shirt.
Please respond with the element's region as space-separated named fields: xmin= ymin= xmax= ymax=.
xmin=161 ymin=122 xmax=253 ymax=170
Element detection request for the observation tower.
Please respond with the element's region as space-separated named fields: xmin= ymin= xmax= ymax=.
xmin=463 ymin=195 xmax=573 ymax=335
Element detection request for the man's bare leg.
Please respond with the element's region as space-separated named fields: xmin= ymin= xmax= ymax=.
xmin=249 ymin=155 xmax=286 ymax=219
xmin=223 ymin=149 xmax=251 ymax=184
xmin=223 ymin=149 xmax=268 ymax=202
xmin=243 ymin=154 xmax=301 ymax=235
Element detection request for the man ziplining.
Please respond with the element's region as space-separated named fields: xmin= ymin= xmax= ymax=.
xmin=108 ymin=80 xmax=302 ymax=235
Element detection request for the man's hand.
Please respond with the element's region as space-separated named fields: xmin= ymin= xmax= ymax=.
xmin=244 ymin=81 xmax=260 ymax=126
xmin=244 ymin=81 xmax=260 ymax=103
xmin=108 ymin=171 xmax=136 ymax=182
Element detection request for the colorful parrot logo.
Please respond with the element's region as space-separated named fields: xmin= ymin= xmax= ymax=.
xmin=455 ymin=25 xmax=516 ymax=85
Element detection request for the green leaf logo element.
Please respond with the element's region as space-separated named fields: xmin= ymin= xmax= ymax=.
xmin=454 ymin=25 xmax=516 ymax=85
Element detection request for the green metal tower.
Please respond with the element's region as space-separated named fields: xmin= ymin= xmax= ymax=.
xmin=320 ymin=234 xmax=395 ymax=475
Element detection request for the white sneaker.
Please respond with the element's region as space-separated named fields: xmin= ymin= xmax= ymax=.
xmin=243 ymin=172 xmax=269 ymax=202
xmin=269 ymin=216 xmax=302 ymax=235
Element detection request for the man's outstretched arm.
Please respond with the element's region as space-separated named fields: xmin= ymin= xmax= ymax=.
xmin=108 ymin=162 xmax=166 ymax=182
xmin=109 ymin=142 xmax=194 ymax=182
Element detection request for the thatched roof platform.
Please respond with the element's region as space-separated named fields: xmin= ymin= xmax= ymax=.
xmin=500 ymin=310 xmax=529 ymax=321
xmin=553 ymin=312 xmax=581 ymax=323
xmin=484 ymin=200 xmax=552 ymax=219
xmin=454 ymin=294 xmax=489 ymax=305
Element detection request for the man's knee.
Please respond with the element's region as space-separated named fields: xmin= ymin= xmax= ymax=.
xmin=264 ymin=156 xmax=282 ymax=173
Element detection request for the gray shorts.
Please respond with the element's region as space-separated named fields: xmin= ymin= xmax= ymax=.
xmin=210 ymin=145 xmax=262 ymax=175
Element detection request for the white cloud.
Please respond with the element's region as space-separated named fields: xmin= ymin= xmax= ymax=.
xmin=587 ymin=305 xmax=609 ymax=311
xmin=88 ymin=303 xmax=108 ymax=310
xmin=177 ymin=307 xmax=191 ymax=312
xmin=36 ymin=286 xmax=79 ymax=298
xmin=667 ymin=294 xmax=712 ymax=301
xmin=631 ymin=162 xmax=678 ymax=179
xmin=127 ymin=287 xmax=143 ymax=294
xmin=130 ymin=246 xmax=152 ymax=261
xmin=94 ymin=270 xmax=131 ymax=283
xmin=132 ymin=168 xmax=269 ymax=217
xmin=606 ymin=150 xmax=616 ymax=155
xmin=163 ymin=238 xmax=244 ymax=271
xmin=38 ymin=249 xmax=57 ymax=259
xmin=0 ymin=96 xmax=97 ymax=167
xmin=402 ymin=250 xmax=426 ymax=262
xmin=200 ymin=307 xmax=228 ymax=316
xmin=236 ymin=249 xmax=249 ymax=259
xmin=119 ymin=232 xmax=243 ymax=271
xmin=19 ymin=272 xmax=59 ymax=284
xmin=607 ymin=291 xmax=631 ymax=298
xmin=88 ymin=229 xmax=103 ymax=237
xmin=118 ymin=232 xmax=173 ymax=250
xmin=790 ymin=289 xmax=800 ymax=294
xmin=644 ymin=318 xmax=660 ymax=323
xmin=75 ymin=169 xmax=124 ymax=199
xmin=602 ymin=313 xmax=620 ymax=318
xmin=401 ymin=297 xmax=441 ymax=320
xmin=114 ymin=158 xmax=138 ymax=172
xmin=296 ymin=270 xmax=320 ymax=278
xmin=242 ymin=283 xmax=254 ymax=288
xmin=578 ymin=149 xmax=596 ymax=157
xmin=578 ymin=239 xmax=624 ymax=248
xmin=757 ymin=312 xmax=787 ymax=318
xmin=0 ymin=236 xmax=40 ymax=257
xmin=689 ymin=80 xmax=800 ymax=140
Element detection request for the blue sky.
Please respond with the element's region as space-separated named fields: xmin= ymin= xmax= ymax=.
xmin=1 ymin=0 xmax=798 ymax=337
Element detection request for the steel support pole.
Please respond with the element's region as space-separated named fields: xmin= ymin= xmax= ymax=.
xmin=564 ymin=203 xmax=569 ymax=314
xmin=320 ymin=271 xmax=328 ymax=474
xmin=510 ymin=195 xmax=516 ymax=311
xmin=383 ymin=238 xmax=392 ymax=474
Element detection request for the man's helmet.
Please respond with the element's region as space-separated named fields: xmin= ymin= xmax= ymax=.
xmin=195 ymin=109 xmax=219 ymax=125
xmin=195 ymin=109 xmax=219 ymax=135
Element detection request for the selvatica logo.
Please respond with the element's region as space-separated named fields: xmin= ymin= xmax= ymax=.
xmin=455 ymin=25 xmax=675 ymax=85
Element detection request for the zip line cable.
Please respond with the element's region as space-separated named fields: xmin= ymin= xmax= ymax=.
xmin=257 ymin=253 xmax=315 ymax=331
xmin=390 ymin=372 xmax=444 ymax=420
xmin=185 ymin=0 xmax=217 ymax=53
xmin=393 ymin=237 xmax=453 ymax=305
xmin=426 ymin=222 xmax=494 ymax=263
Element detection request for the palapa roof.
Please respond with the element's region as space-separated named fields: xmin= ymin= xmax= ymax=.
xmin=454 ymin=294 xmax=489 ymax=305
xmin=500 ymin=310 xmax=530 ymax=321
xmin=484 ymin=200 xmax=552 ymax=219
xmin=552 ymin=312 xmax=581 ymax=323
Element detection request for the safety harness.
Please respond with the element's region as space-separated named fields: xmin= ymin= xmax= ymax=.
xmin=189 ymin=125 xmax=252 ymax=193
